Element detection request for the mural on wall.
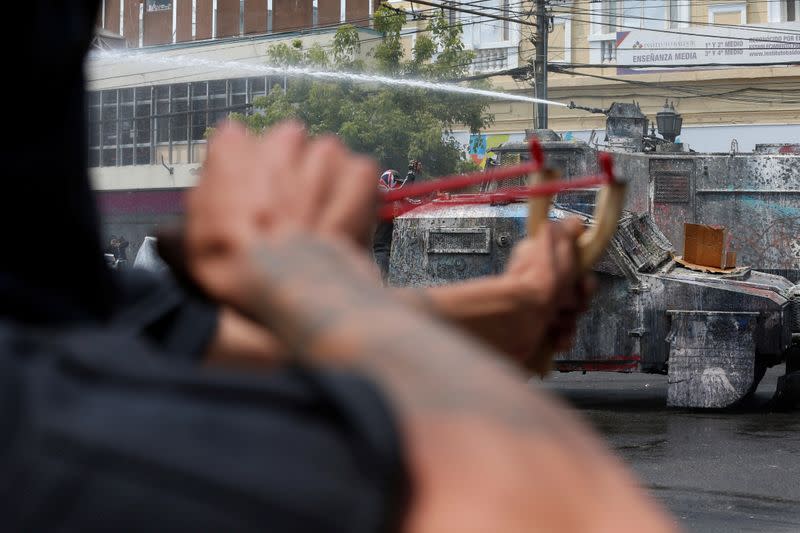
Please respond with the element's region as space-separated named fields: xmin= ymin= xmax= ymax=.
xmin=468 ymin=133 xmax=511 ymax=168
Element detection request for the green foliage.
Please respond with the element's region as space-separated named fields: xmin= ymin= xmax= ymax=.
xmin=266 ymin=40 xmax=304 ymax=66
xmin=332 ymin=24 xmax=362 ymax=69
xmin=233 ymin=14 xmax=494 ymax=176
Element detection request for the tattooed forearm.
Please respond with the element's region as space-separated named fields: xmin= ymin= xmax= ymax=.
xmin=242 ymin=237 xmax=565 ymax=433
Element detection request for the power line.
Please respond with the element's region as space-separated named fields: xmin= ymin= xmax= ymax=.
xmin=89 ymin=0 xmax=544 ymax=89
xmin=405 ymin=0 xmax=800 ymax=43
xmin=560 ymin=6 xmax=800 ymax=38
xmin=560 ymin=11 xmax=800 ymax=45
xmin=549 ymin=66 xmax=800 ymax=103
xmin=397 ymin=0 xmax=537 ymax=27
xmin=89 ymin=2 xmax=800 ymax=91
xmin=560 ymin=59 xmax=800 ymax=68
xmin=89 ymin=6 xmax=525 ymax=87
xmin=453 ymin=54 xmax=800 ymax=104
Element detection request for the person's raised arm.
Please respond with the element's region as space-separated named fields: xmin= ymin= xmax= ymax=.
xmin=395 ymin=230 xmax=596 ymax=362
xmin=186 ymin=122 xmax=677 ymax=533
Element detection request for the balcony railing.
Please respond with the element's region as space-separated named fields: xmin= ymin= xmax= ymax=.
xmin=471 ymin=47 xmax=510 ymax=73
xmin=600 ymin=39 xmax=616 ymax=63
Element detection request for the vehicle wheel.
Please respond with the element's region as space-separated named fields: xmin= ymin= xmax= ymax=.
xmin=739 ymin=362 xmax=768 ymax=403
xmin=772 ymin=346 xmax=800 ymax=410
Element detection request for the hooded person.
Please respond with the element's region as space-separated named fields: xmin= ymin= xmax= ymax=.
xmin=0 ymin=3 xmax=409 ymax=531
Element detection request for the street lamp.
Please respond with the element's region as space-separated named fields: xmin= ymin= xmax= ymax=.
xmin=656 ymin=99 xmax=683 ymax=143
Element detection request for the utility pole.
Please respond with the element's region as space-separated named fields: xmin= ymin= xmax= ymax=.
xmin=533 ymin=0 xmax=549 ymax=129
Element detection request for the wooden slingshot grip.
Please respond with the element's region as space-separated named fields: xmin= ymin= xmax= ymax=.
xmin=525 ymin=139 xmax=626 ymax=376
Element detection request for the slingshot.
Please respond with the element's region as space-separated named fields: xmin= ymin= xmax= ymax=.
xmin=380 ymin=138 xmax=627 ymax=375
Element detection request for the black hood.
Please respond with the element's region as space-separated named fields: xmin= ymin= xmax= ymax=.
xmin=0 ymin=0 xmax=113 ymax=324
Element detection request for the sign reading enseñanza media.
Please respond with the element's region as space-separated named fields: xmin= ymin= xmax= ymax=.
xmin=615 ymin=23 xmax=800 ymax=73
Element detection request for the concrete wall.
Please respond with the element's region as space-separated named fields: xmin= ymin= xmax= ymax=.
xmin=91 ymin=163 xmax=201 ymax=191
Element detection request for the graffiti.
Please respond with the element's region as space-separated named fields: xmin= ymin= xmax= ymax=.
xmin=734 ymin=215 xmax=800 ymax=270
xmin=146 ymin=0 xmax=172 ymax=12
xmin=778 ymin=145 xmax=800 ymax=155
xmin=468 ymin=133 xmax=510 ymax=168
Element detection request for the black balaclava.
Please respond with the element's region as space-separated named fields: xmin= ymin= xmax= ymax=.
xmin=0 ymin=0 xmax=113 ymax=325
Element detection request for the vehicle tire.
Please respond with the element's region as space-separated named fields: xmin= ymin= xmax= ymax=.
xmin=740 ymin=362 xmax=768 ymax=402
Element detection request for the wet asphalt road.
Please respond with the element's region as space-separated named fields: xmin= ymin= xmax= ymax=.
xmin=539 ymin=368 xmax=800 ymax=533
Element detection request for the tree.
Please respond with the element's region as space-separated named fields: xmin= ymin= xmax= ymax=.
xmin=233 ymin=8 xmax=494 ymax=177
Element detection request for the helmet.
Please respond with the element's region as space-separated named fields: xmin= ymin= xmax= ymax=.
xmin=378 ymin=169 xmax=403 ymax=191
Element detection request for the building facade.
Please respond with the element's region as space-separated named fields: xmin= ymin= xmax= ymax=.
xmin=88 ymin=3 xmax=379 ymax=256
xmin=89 ymin=0 xmax=800 ymax=257
xmin=90 ymin=0 xmax=800 ymax=177
xmin=431 ymin=0 xmax=800 ymax=157
xmin=87 ymin=24 xmax=380 ymax=188
xmin=97 ymin=0 xmax=379 ymax=47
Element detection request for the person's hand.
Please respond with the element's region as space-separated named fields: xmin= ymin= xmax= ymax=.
xmin=184 ymin=120 xmax=379 ymax=309
xmin=418 ymin=217 xmax=595 ymax=362
xmin=502 ymin=217 xmax=596 ymax=358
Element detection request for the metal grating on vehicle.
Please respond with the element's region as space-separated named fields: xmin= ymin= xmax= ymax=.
xmin=654 ymin=173 xmax=690 ymax=203
xmin=482 ymin=152 xmax=527 ymax=192
xmin=426 ymin=228 xmax=491 ymax=254
xmin=556 ymin=189 xmax=598 ymax=215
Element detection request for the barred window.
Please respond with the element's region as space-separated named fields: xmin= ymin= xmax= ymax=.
xmin=87 ymin=76 xmax=277 ymax=167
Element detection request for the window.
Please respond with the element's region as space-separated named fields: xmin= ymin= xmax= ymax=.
xmin=190 ymin=82 xmax=208 ymax=141
xmin=708 ymin=3 xmax=746 ymax=25
xmin=250 ymin=76 xmax=267 ymax=98
xmin=313 ymin=0 xmax=319 ymax=27
xmin=192 ymin=0 xmax=197 ymax=38
xmin=231 ymin=78 xmax=247 ymax=109
xmin=768 ymin=0 xmax=799 ymax=23
xmin=146 ymin=0 xmax=172 ymax=12
xmin=155 ymin=85 xmax=171 ymax=145
xmin=172 ymin=99 xmax=189 ymax=143
xmin=450 ymin=1 xmax=458 ymax=26
xmin=783 ymin=0 xmax=799 ymax=21
xmin=170 ymin=84 xmax=189 ymax=142
xmin=548 ymin=16 xmax=571 ymax=63
xmin=591 ymin=0 xmax=689 ymax=35
xmin=501 ymin=0 xmax=510 ymax=41
xmin=101 ymin=91 xmax=118 ymax=166
xmin=87 ymin=76 xmax=279 ymax=167
xmin=135 ymin=86 xmax=153 ymax=161
xmin=668 ymin=0 xmax=690 ymax=28
xmin=208 ymin=79 xmax=228 ymax=128
xmin=461 ymin=0 xmax=515 ymax=46
xmin=87 ymin=91 xmax=101 ymax=168
xmin=624 ymin=0 xmax=665 ymax=30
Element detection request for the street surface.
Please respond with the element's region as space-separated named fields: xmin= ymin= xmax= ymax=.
xmin=540 ymin=368 xmax=800 ymax=533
